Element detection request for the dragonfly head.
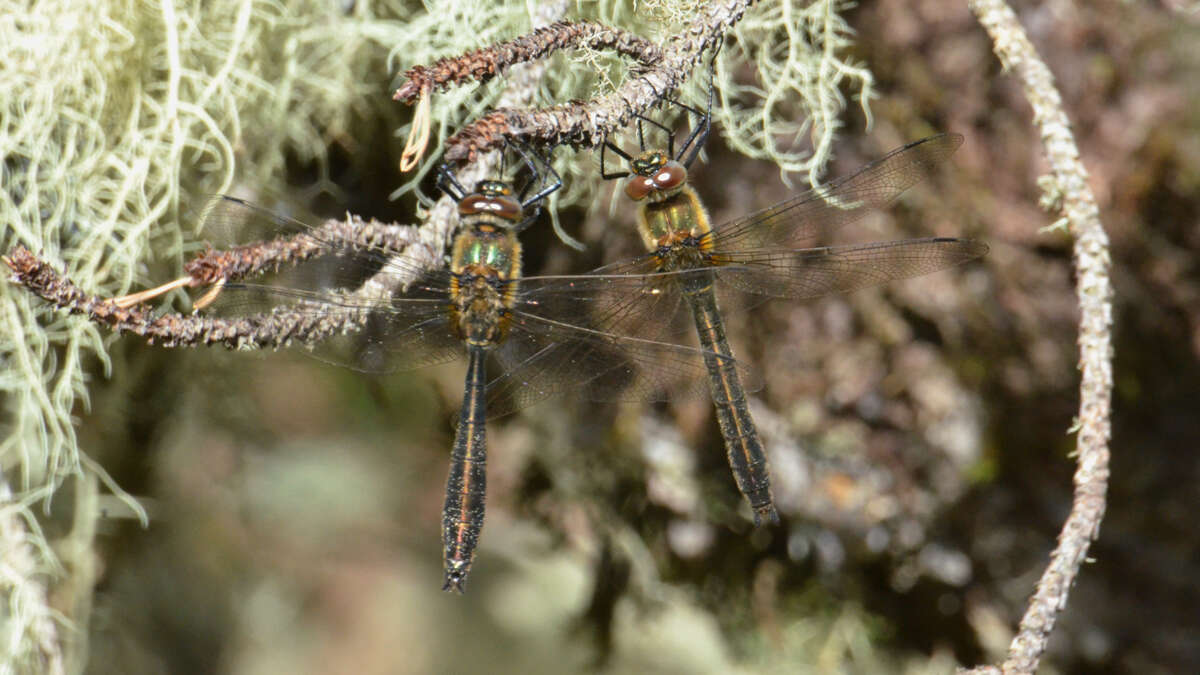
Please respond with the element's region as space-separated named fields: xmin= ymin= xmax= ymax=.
xmin=458 ymin=180 xmax=523 ymax=226
xmin=625 ymin=151 xmax=688 ymax=203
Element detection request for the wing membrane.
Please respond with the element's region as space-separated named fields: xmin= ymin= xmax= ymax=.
xmin=203 ymin=273 xmax=462 ymax=373
xmin=710 ymin=134 xmax=964 ymax=251
xmin=715 ymin=238 xmax=989 ymax=299
xmin=512 ymin=270 xmax=692 ymax=343
xmin=192 ymin=195 xmax=436 ymax=289
xmin=487 ymin=309 xmax=751 ymax=417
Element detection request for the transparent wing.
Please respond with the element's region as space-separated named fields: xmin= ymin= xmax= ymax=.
xmin=476 ymin=263 xmax=778 ymax=416
xmin=509 ymin=268 xmax=694 ymax=343
xmin=203 ymin=273 xmax=464 ymax=373
xmin=188 ymin=194 xmax=435 ymax=290
xmin=486 ymin=307 xmax=754 ymax=418
xmin=712 ymin=238 xmax=989 ymax=299
xmin=182 ymin=195 xmax=463 ymax=372
xmin=710 ymin=134 xmax=964 ymax=251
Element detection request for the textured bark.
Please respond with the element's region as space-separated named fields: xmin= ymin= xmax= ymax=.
xmin=961 ymin=0 xmax=1114 ymax=672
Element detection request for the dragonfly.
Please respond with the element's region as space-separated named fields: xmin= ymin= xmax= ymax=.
xmin=597 ymin=106 xmax=989 ymax=526
xmin=180 ymin=158 xmax=749 ymax=593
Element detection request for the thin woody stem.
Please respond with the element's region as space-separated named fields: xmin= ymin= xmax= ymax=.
xmin=962 ymin=1 xmax=1113 ymax=673
xmin=5 ymin=246 xmax=373 ymax=350
xmin=111 ymin=276 xmax=193 ymax=308
xmin=107 ymin=213 xmax=419 ymax=308
xmin=393 ymin=21 xmax=663 ymax=103
xmin=441 ymin=1 xmax=759 ymax=165
xmin=182 ymin=215 xmax=417 ymax=286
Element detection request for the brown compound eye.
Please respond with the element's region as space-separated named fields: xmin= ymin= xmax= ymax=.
xmin=458 ymin=194 xmax=522 ymax=222
xmin=624 ymin=175 xmax=656 ymax=201
xmin=651 ymin=161 xmax=687 ymax=191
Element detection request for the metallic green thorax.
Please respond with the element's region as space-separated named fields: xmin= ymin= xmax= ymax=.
xmin=453 ymin=228 xmax=521 ymax=271
xmin=636 ymin=184 xmax=717 ymax=275
xmin=447 ymin=224 xmax=521 ymax=347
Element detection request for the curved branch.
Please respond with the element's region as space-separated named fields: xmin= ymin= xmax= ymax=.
xmin=963 ymin=0 xmax=1113 ymax=673
xmin=442 ymin=0 xmax=760 ymax=165
xmin=393 ymin=21 xmax=664 ymax=103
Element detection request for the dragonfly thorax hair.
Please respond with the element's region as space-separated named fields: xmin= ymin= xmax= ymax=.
xmin=448 ymin=224 xmax=521 ymax=347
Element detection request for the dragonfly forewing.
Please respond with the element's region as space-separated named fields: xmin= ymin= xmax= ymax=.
xmin=205 ymin=272 xmax=465 ymax=374
xmin=711 ymin=134 xmax=965 ymax=251
xmin=485 ymin=306 xmax=754 ymax=418
xmin=714 ymin=237 xmax=990 ymax=299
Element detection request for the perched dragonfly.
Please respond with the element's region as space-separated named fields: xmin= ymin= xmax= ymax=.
xmin=599 ymin=107 xmax=989 ymax=525
xmin=180 ymin=159 xmax=748 ymax=593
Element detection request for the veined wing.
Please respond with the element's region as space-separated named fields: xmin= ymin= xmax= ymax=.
xmin=508 ymin=268 xmax=694 ymax=345
xmin=486 ymin=306 xmax=756 ymax=418
xmin=710 ymin=134 xmax=964 ymax=251
xmin=203 ymin=270 xmax=463 ymax=373
xmin=186 ymin=195 xmax=464 ymax=372
xmin=485 ymin=267 xmax=767 ymax=417
xmin=191 ymin=195 xmax=438 ymax=293
xmin=713 ymin=238 xmax=989 ymax=299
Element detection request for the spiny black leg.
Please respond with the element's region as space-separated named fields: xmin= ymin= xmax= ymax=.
xmin=600 ymin=139 xmax=632 ymax=180
xmin=507 ymin=140 xmax=542 ymax=204
xmin=632 ymin=113 xmax=674 ymax=154
xmin=520 ymin=162 xmax=561 ymax=211
xmin=514 ymin=141 xmax=560 ymax=212
xmin=674 ymin=40 xmax=719 ymax=167
xmin=436 ymin=163 xmax=468 ymax=202
xmin=675 ymin=101 xmax=711 ymax=169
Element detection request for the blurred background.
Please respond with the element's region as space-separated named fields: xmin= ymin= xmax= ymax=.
xmin=4 ymin=0 xmax=1199 ymax=673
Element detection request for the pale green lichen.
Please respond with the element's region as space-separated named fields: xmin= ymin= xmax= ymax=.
xmin=717 ymin=0 xmax=875 ymax=187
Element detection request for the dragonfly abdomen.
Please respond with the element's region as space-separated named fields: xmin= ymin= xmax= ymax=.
xmin=443 ymin=346 xmax=489 ymax=592
xmin=684 ymin=287 xmax=778 ymax=525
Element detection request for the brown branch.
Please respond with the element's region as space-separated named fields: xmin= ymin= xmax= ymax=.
xmin=109 ymin=209 xmax=421 ymax=309
xmin=393 ymin=21 xmax=663 ymax=103
xmin=441 ymin=0 xmax=759 ymax=165
xmin=183 ymin=214 xmax=417 ymax=286
xmin=4 ymin=246 xmax=373 ymax=350
xmin=962 ymin=1 xmax=1113 ymax=673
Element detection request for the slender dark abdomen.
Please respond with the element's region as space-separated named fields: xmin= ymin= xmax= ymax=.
xmin=442 ymin=346 xmax=489 ymax=591
xmin=683 ymin=277 xmax=778 ymax=524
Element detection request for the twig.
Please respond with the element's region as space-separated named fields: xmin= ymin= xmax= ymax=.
xmin=393 ymin=21 xmax=663 ymax=103
xmin=394 ymin=19 xmax=664 ymax=171
xmin=962 ymin=1 xmax=1113 ymax=673
xmin=441 ymin=0 xmax=759 ymax=165
xmin=109 ymin=211 xmax=417 ymax=308
xmin=5 ymin=246 xmax=374 ymax=349
xmin=182 ymin=214 xmax=416 ymax=286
